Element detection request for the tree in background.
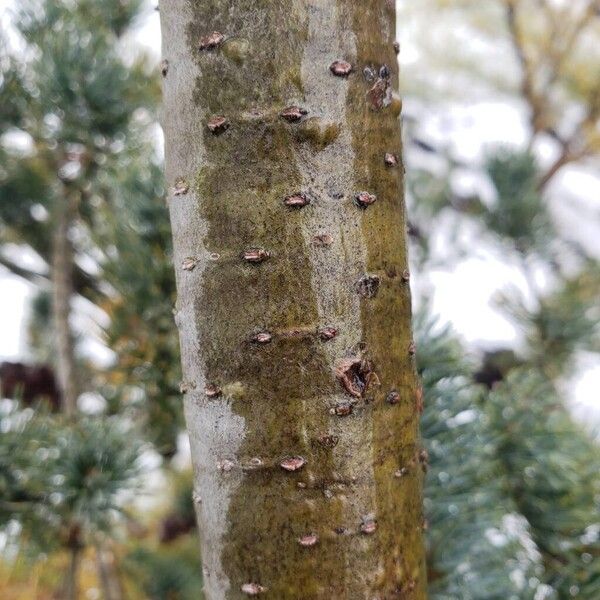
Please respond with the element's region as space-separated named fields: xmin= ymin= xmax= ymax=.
xmin=97 ymin=170 xmax=182 ymax=457
xmin=398 ymin=0 xmax=600 ymax=597
xmin=0 ymin=0 xmax=160 ymax=415
xmin=0 ymin=0 xmax=181 ymax=453
xmin=0 ymin=407 xmax=144 ymax=600
xmin=0 ymin=1 xmax=185 ymax=598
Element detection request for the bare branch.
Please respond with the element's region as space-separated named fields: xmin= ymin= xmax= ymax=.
xmin=0 ymin=254 xmax=47 ymax=284
xmin=544 ymin=2 xmax=597 ymax=89
xmin=503 ymin=0 xmax=546 ymax=136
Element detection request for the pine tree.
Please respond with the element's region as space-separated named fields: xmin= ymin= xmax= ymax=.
xmin=409 ymin=146 xmax=600 ymax=599
xmin=0 ymin=0 xmax=156 ymax=414
xmin=396 ymin=2 xmax=600 ymax=597
xmin=416 ymin=312 xmax=543 ymax=599
xmin=0 ymin=406 xmax=144 ymax=599
xmin=0 ymin=2 xmax=177 ymax=597
xmin=95 ymin=160 xmax=181 ymax=457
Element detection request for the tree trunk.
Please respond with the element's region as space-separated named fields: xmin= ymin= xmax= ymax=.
xmin=51 ymin=194 xmax=78 ymax=416
xmin=64 ymin=545 xmax=80 ymax=600
xmin=160 ymin=1 xmax=426 ymax=598
xmin=95 ymin=542 xmax=123 ymax=600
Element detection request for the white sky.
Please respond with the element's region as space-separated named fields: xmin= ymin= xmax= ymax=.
xmin=0 ymin=0 xmax=598 ymax=424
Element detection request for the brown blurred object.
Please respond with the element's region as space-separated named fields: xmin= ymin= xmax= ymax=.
xmin=474 ymin=350 xmax=523 ymax=389
xmin=0 ymin=361 xmax=61 ymax=410
xmin=159 ymin=512 xmax=196 ymax=544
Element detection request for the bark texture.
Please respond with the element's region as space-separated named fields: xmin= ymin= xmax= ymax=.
xmin=64 ymin=545 xmax=80 ymax=600
xmin=160 ymin=1 xmax=426 ymax=598
xmin=96 ymin=543 xmax=123 ymax=600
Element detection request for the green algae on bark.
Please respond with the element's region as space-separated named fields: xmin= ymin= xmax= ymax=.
xmin=160 ymin=1 xmax=426 ymax=598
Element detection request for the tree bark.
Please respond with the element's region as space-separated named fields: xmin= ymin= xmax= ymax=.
xmin=64 ymin=545 xmax=80 ymax=600
xmin=51 ymin=194 xmax=78 ymax=416
xmin=95 ymin=542 xmax=123 ymax=600
xmin=160 ymin=1 xmax=426 ymax=598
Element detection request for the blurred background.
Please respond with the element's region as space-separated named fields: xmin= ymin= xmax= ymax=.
xmin=0 ymin=0 xmax=598 ymax=598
